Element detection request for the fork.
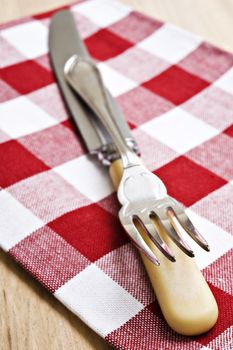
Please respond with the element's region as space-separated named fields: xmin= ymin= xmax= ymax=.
xmin=64 ymin=55 xmax=218 ymax=336
xmin=64 ymin=55 xmax=209 ymax=265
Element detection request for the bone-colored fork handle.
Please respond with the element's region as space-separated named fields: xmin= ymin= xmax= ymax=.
xmin=109 ymin=159 xmax=218 ymax=336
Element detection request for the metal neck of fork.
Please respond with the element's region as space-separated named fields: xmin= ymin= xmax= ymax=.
xmin=98 ymin=102 xmax=141 ymax=168
xmin=121 ymin=147 xmax=141 ymax=168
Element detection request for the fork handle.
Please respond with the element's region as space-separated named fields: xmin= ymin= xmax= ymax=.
xmin=109 ymin=159 xmax=218 ymax=336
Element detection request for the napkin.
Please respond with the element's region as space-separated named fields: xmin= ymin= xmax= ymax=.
xmin=0 ymin=0 xmax=233 ymax=349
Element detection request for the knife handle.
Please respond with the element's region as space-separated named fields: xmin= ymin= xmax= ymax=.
xmin=109 ymin=159 xmax=218 ymax=336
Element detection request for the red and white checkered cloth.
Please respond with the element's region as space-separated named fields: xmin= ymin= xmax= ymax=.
xmin=1 ymin=0 xmax=233 ymax=349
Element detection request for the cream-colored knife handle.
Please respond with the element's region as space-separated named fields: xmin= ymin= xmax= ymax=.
xmin=109 ymin=159 xmax=218 ymax=336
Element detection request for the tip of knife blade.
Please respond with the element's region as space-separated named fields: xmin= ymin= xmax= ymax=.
xmin=51 ymin=9 xmax=71 ymax=21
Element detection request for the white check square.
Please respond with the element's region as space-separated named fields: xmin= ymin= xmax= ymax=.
xmin=1 ymin=21 xmax=48 ymax=59
xmin=55 ymin=264 xmax=143 ymax=336
xmin=141 ymin=107 xmax=218 ymax=154
xmin=0 ymin=191 xmax=44 ymax=251
xmin=184 ymin=209 xmax=233 ymax=270
xmin=98 ymin=63 xmax=137 ymax=97
xmin=73 ymin=0 xmax=131 ymax=27
xmin=0 ymin=96 xmax=57 ymax=138
xmin=54 ymin=155 xmax=114 ymax=202
xmin=138 ymin=23 xmax=201 ymax=64
xmin=214 ymin=67 xmax=233 ymax=95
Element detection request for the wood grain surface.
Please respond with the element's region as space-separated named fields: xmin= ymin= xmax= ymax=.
xmin=0 ymin=1 xmax=233 ymax=349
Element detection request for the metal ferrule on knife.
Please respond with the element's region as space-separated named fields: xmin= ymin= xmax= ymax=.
xmin=49 ymin=10 xmax=138 ymax=165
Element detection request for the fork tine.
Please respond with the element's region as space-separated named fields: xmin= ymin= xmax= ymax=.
xmin=167 ymin=207 xmax=210 ymax=251
xmin=137 ymin=214 xmax=176 ymax=262
xmin=119 ymin=213 xmax=161 ymax=265
xmin=160 ymin=211 xmax=195 ymax=257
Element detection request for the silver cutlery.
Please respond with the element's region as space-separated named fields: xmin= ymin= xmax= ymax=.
xmin=64 ymin=55 xmax=210 ymax=265
xmin=49 ymin=10 xmax=218 ymax=335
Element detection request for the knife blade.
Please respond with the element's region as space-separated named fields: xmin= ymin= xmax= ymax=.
xmin=49 ymin=10 xmax=137 ymax=164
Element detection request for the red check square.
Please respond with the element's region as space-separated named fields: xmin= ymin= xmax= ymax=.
xmin=1 ymin=60 xmax=54 ymax=94
xmin=155 ymin=156 xmax=227 ymax=206
xmin=143 ymin=66 xmax=209 ymax=105
xmin=224 ymin=124 xmax=233 ymax=137
xmin=85 ymin=29 xmax=133 ymax=61
xmin=0 ymin=140 xmax=49 ymax=188
xmin=195 ymin=284 xmax=233 ymax=346
xmin=10 ymin=226 xmax=90 ymax=293
xmin=33 ymin=5 xmax=69 ymax=19
xmin=48 ymin=203 xmax=129 ymax=262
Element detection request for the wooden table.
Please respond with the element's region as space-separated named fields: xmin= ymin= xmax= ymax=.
xmin=0 ymin=1 xmax=232 ymax=349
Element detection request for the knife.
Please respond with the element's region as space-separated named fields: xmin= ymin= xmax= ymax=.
xmin=49 ymin=10 xmax=138 ymax=165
